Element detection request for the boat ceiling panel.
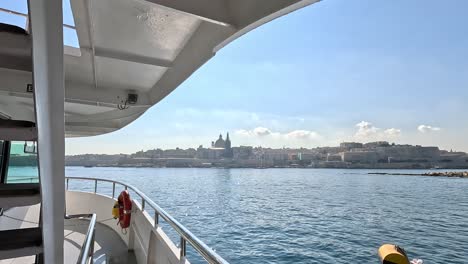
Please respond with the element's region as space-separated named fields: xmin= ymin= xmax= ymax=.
xmin=92 ymin=0 xmax=200 ymax=62
xmin=64 ymin=50 xmax=94 ymax=86
xmin=95 ymin=56 xmax=167 ymax=92
xmin=0 ymin=0 xmax=320 ymax=137
xmin=0 ymin=96 xmax=34 ymax=122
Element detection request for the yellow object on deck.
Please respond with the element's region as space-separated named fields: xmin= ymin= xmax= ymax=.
xmin=112 ymin=201 xmax=120 ymax=219
xmin=378 ymin=244 xmax=410 ymax=264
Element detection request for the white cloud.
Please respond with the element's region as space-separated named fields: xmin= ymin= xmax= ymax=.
xmin=253 ymin=127 xmax=272 ymax=136
xmin=235 ymin=127 xmax=273 ymax=137
xmin=384 ymin=128 xmax=401 ymax=137
xmin=353 ymin=121 xmax=402 ymax=140
xmin=285 ymin=130 xmax=320 ymax=139
xmin=235 ymin=129 xmax=251 ymax=137
xmin=355 ymin=121 xmax=379 ymax=138
xmin=418 ymin=125 xmax=441 ymax=133
xmin=236 ymin=127 xmax=320 ymax=141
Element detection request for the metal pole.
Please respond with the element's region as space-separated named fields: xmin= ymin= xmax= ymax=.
xmin=112 ymin=182 xmax=115 ymax=198
xmin=66 ymin=178 xmax=69 ymax=190
xmin=89 ymin=231 xmax=95 ymax=264
xmin=28 ymin=0 xmax=65 ymax=262
xmin=94 ymin=179 xmax=97 ymax=193
xmin=180 ymin=237 xmax=186 ymax=259
xmin=141 ymin=198 xmax=145 ymax=211
xmin=154 ymin=211 xmax=159 ymax=226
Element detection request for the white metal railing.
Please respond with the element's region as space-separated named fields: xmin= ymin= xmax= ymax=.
xmin=65 ymin=176 xmax=229 ymax=264
xmin=65 ymin=213 xmax=97 ymax=264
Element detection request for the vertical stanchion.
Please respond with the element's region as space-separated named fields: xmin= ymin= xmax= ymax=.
xmin=29 ymin=0 xmax=65 ymax=262
xmin=180 ymin=237 xmax=186 ymax=260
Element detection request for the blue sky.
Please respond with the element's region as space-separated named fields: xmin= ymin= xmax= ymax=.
xmin=2 ymin=0 xmax=468 ymax=154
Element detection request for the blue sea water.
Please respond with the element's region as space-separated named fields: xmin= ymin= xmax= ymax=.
xmin=63 ymin=168 xmax=468 ymax=263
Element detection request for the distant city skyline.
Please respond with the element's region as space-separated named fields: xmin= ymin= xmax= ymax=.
xmin=7 ymin=0 xmax=460 ymax=155
xmin=68 ymin=131 xmax=463 ymax=155
xmin=66 ymin=139 xmax=468 ymax=170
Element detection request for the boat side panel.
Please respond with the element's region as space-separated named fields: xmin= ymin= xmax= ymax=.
xmin=66 ymin=191 xmax=187 ymax=264
xmin=147 ymin=227 xmax=189 ymax=264
xmin=66 ymin=191 xmax=129 ymax=245
xmin=130 ymin=199 xmax=189 ymax=264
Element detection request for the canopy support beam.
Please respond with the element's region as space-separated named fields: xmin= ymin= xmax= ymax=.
xmin=94 ymin=47 xmax=173 ymax=68
xmin=29 ymin=0 xmax=65 ymax=263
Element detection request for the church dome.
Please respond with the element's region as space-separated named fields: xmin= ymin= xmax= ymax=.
xmin=214 ymin=134 xmax=225 ymax=148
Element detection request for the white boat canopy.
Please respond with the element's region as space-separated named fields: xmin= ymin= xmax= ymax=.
xmin=0 ymin=0 xmax=320 ymax=137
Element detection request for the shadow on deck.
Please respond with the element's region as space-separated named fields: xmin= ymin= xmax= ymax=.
xmin=65 ymin=218 xmax=137 ymax=264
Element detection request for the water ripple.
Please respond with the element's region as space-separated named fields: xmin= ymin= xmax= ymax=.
xmin=66 ymin=168 xmax=468 ymax=264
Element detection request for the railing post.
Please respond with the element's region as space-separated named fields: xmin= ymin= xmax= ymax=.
xmin=180 ymin=237 xmax=186 ymax=260
xmin=112 ymin=182 xmax=115 ymax=199
xmin=66 ymin=178 xmax=69 ymax=190
xmin=141 ymin=198 xmax=145 ymax=211
xmin=154 ymin=211 xmax=159 ymax=226
xmin=94 ymin=179 xmax=97 ymax=193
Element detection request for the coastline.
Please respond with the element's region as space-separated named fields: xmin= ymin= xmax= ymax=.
xmin=67 ymin=163 xmax=468 ymax=170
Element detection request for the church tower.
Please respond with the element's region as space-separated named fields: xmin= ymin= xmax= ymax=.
xmin=224 ymin=132 xmax=233 ymax=158
xmin=225 ymin=132 xmax=231 ymax=149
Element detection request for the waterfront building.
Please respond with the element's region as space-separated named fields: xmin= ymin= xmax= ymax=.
xmin=232 ymin=146 xmax=253 ymax=160
xmin=375 ymin=145 xmax=440 ymax=163
xmin=66 ymin=141 xmax=468 ymax=169
xmin=439 ymin=153 xmax=468 ymax=163
xmin=327 ymin=154 xmax=342 ymax=162
xmin=162 ymin=148 xmax=197 ymax=159
xmin=264 ymin=149 xmax=289 ymax=165
xmin=341 ymin=151 xmax=378 ymax=164
xmin=340 ymin=142 xmax=364 ymax=150
xmin=364 ymin=141 xmax=391 ymax=148
xmin=298 ymin=152 xmax=321 ymax=162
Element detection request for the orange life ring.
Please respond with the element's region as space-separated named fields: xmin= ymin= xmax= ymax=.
xmin=117 ymin=190 xmax=132 ymax=229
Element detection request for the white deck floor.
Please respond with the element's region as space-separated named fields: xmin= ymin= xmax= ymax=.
xmin=0 ymin=206 xmax=136 ymax=264
xmin=65 ymin=219 xmax=137 ymax=264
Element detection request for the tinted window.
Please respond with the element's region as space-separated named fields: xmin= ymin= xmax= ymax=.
xmin=6 ymin=141 xmax=39 ymax=183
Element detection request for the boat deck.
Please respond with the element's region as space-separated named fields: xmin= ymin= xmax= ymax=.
xmin=0 ymin=206 xmax=136 ymax=264
xmin=65 ymin=219 xmax=137 ymax=264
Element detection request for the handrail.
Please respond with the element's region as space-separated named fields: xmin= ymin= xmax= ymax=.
xmin=65 ymin=176 xmax=229 ymax=264
xmin=7 ymin=177 xmax=38 ymax=183
xmin=65 ymin=213 xmax=97 ymax=264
